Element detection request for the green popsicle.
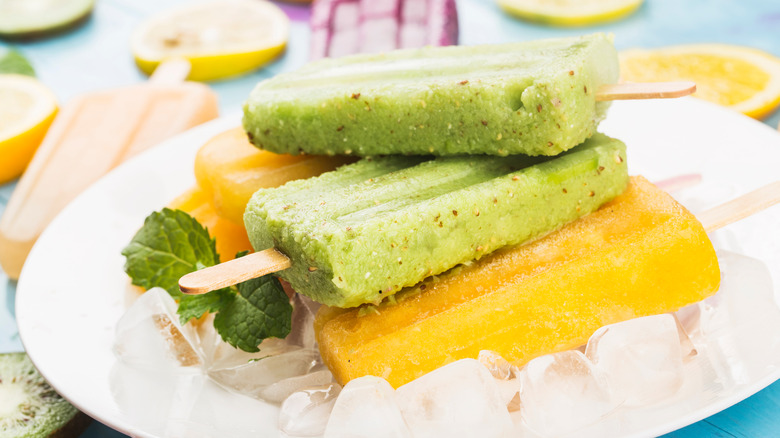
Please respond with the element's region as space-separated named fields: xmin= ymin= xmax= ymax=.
xmin=244 ymin=133 xmax=628 ymax=307
xmin=243 ymin=33 xmax=618 ymax=157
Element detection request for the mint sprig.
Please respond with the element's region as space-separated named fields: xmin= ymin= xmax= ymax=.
xmin=0 ymin=48 xmax=35 ymax=76
xmin=122 ymin=208 xmax=292 ymax=351
xmin=122 ymin=208 xmax=218 ymax=298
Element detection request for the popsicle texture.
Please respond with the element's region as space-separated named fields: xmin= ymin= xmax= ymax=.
xmin=244 ymin=133 xmax=628 ymax=308
xmin=243 ymin=33 xmax=618 ymax=157
xmin=0 ymin=81 xmax=218 ymax=279
xmin=310 ymin=0 xmax=458 ymax=59
xmin=314 ymin=176 xmax=721 ymax=388
xmin=193 ymin=127 xmax=355 ymax=225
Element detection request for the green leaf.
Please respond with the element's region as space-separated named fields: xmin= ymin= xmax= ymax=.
xmin=121 ymin=208 xmax=219 ymax=298
xmin=0 ymin=48 xmax=35 ymax=76
xmin=213 ymin=275 xmax=292 ymax=352
xmin=178 ymin=288 xmax=233 ymax=324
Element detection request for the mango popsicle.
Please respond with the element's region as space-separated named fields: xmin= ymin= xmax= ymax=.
xmin=314 ymin=176 xmax=721 ymax=388
xmin=194 ymin=128 xmax=356 ymax=225
xmin=244 ymin=133 xmax=628 ymax=308
xmin=0 ymin=61 xmax=218 ymax=280
xmin=243 ymin=33 xmax=618 ymax=157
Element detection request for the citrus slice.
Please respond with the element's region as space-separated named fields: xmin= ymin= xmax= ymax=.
xmin=0 ymin=0 xmax=94 ymax=40
xmin=620 ymin=44 xmax=780 ymax=119
xmin=131 ymin=0 xmax=290 ymax=81
xmin=497 ymin=0 xmax=643 ymax=27
xmin=0 ymin=48 xmax=35 ymax=76
xmin=0 ymin=74 xmax=58 ymax=184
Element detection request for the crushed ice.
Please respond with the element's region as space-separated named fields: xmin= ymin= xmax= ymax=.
xmin=114 ymin=251 xmax=780 ymax=436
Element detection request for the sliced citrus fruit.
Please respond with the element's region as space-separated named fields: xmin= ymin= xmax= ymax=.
xmin=0 ymin=0 xmax=94 ymax=40
xmin=498 ymin=0 xmax=643 ymax=27
xmin=620 ymin=44 xmax=780 ymax=119
xmin=131 ymin=0 xmax=290 ymax=82
xmin=0 ymin=74 xmax=58 ymax=184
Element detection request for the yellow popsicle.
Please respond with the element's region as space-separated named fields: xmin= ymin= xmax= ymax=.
xmin=314 ymin=176 xmax=721 ymax=388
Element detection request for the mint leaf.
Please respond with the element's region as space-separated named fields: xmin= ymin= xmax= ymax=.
xmin=178 ymin=289 xmax=233 ymax=323
xmin=0 ymin=48 xmax=35 ymax=76
xmin=213 ymin=275 xmax=292 ymax=352
xmin=122 ymin=208 xmax=219 ymax=298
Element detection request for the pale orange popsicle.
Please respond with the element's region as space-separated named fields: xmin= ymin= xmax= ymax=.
xmin=0 ymin=60 xmax=218 ymax=279
xmin=314 ymin=176 xmax=721 ymax=388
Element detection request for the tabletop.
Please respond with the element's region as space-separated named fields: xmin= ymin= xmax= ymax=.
xmin=1 ymin=0 xmax=779 ymax=437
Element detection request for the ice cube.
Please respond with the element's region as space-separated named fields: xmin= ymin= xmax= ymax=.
xmin=259 ymin=369 xmax=335 ymax=404
xmin=196 ymin=313 xmax=296 ymax=369
xmin=585 ymin=314 xmax=684 ymax=406
xmin=478 ymin=350 xmax=522 ymax=410
xmin=324 ymin=376 xmax=412 ymax=438
xmin=114 ymin=288 xmax=202 ymax=369
xmin=697 ymin=251 xmax=780 ymax=379
xmin=395 ymin=359 xmax=512 ymax=438
xmin=287 ymin=293 xmax=322 ymax=349
xmin=519 ymin=350 xmax=614 ymax=436
xmin=279 ymin=383 xmax=342 ymax=437
xmin=208 ymin=347 xmax=320 ymax=399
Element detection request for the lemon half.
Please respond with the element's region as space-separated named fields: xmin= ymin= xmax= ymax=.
xmin=498 ymin=0 xmax=643 ymax=27
xmin=620 ymin=44 xmax=780 ymax=119
xmin=0 ymin=74 xmax=57 ymax=184
xmin=131 ymin=0 xmax=290 ymax=81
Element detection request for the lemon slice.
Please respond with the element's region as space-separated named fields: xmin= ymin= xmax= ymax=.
xmin=498 ymin=0 xmax=643 ymax=26
xmin=131 ymin=0 xmax=290 ymax=81
xmin=0 ymin=75 xmax=57 ymax=184
xmin=620 ymin=44 xmax=780 ymax=119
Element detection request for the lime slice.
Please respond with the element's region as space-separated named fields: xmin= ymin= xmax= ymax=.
xmin=498 ymin=0 xmax=643 ymax=27
xmin=0 ymin=74 xmax=58 ymax=183
xmin=131 ymin=0 xmax=290 ymax=81
xmin=620 ymin=44 xmax=780 ymax=119
xmin=0 ymin=0 xmax=95 ymax=39
xmin=0 ymin=48 xmax=35 ymax=76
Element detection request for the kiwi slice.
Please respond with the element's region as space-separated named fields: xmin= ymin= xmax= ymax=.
xmin=0 ymin=0 xmax=95 ymax=40
xmin=0 ymin=352 xmax=91 ymax=437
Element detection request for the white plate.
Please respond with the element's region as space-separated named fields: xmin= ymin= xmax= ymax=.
xmin=16 ymin=98 xmax=780 ymax=438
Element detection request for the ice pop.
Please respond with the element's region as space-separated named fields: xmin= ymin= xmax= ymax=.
xmin=193 ymin=127 xmax=355 ymax=225
xmin=243 ymin=33 xmax=618 ymax=157
xmin=243 ymin=133 xmax=628 ymax=308
xmin=314 ymin=176 xmax=721 ymax=388
xmin=309 ymin=0 xmax=458 ymax=59
xmin=0 ymin=60 xmax=218 ymax=280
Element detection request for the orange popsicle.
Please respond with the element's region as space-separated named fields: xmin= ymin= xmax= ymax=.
xmin=314 ymin=176 xmax=721 ymax=388
xmin=193 ymin=127 xmax=356 ymax=225
xmin=0 ymin=60 xmax=218 ymax=279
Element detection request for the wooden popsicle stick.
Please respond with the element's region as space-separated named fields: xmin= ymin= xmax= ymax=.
xmin=148 ymin=58 xmax=191 ymax=85
xmin=700 ymin=181 xmax=780 ymax=232
xmin=179 ymin=248 xmax=291 ymax=295
xmin=596 ymin=81 xmax=696 ymax=101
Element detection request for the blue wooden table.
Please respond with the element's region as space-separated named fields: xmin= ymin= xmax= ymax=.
xmin=1 ymin=0 xmax=779 ymax=436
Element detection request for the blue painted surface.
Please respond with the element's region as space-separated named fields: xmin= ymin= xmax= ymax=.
xmin=1 ymin=0 xmax=779 ymax=436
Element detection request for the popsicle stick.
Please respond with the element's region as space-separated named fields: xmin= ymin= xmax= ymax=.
xmin=149 ymin=58 xmax=191 ymax=85
xmin=700 ymin=181 xmax=780 ymax=232
xmin=596 ymin=81 xmax=696 ymax=101
xmin=178 ymin=180 xmax=779 ymax=295
xmin=179 ymin=248 xmax=291 ymax=295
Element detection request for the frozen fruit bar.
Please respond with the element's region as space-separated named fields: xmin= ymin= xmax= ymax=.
xmin=243 ymin=33 xmax=618 ymax=157
xmin=244 ymin=133 xmax=628 ymax=308
xmin=314 ymin=176 xmax=721 ymax=388
xmin=194 ymin=127 xmax=355 ymax=225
